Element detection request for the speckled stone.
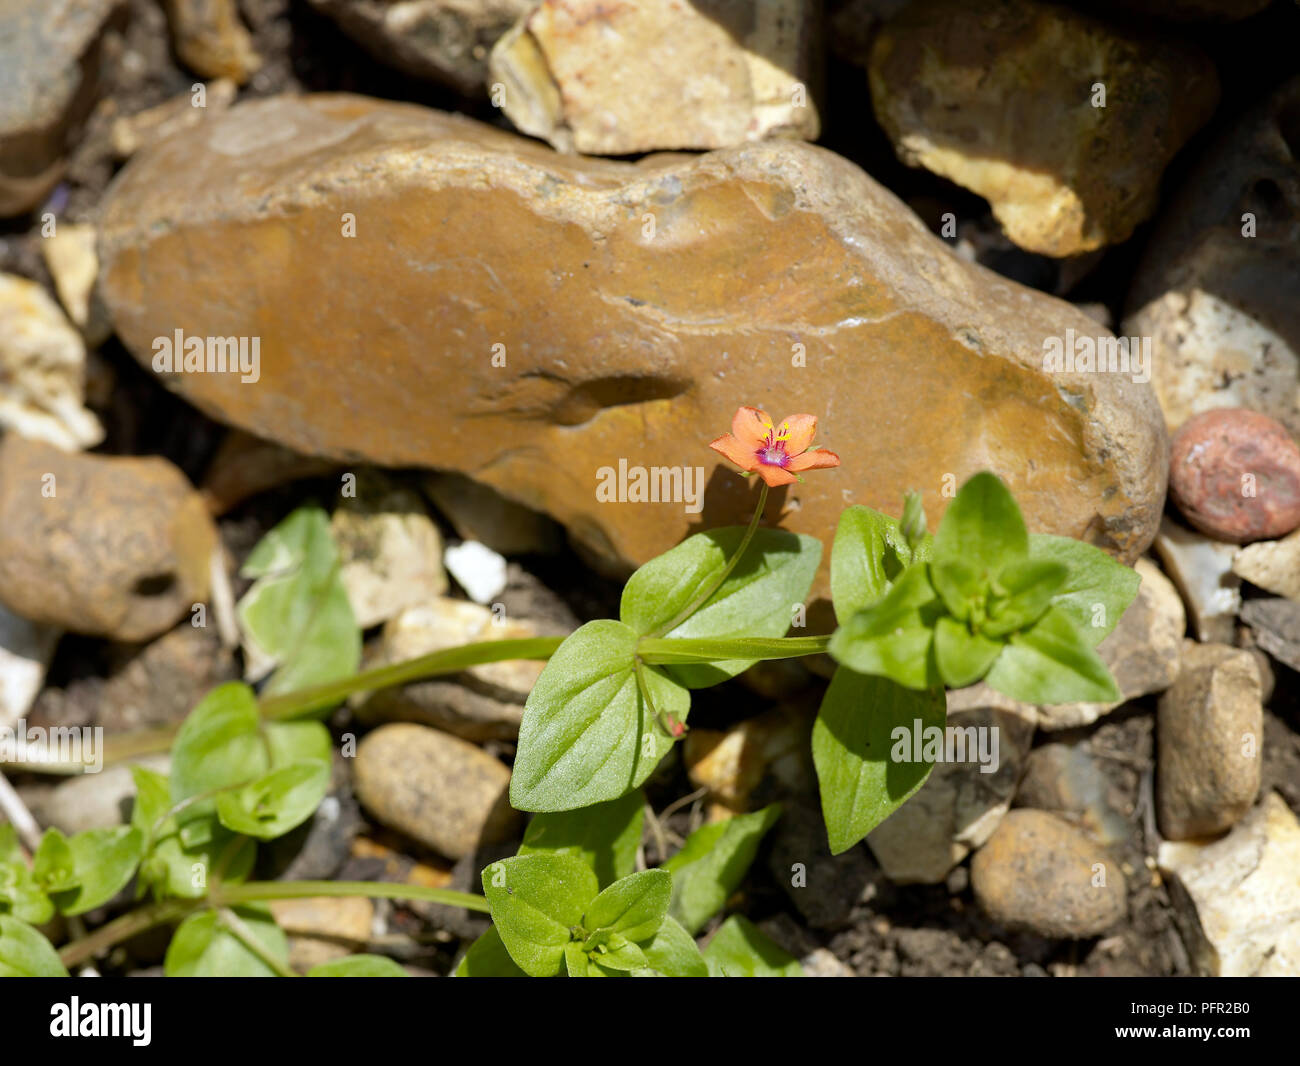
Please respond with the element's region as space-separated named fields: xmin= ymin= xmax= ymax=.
xmin=1169 ymin=409 xmax=1300 ymax=543
xmin=971 ymin=809 xmax=1126 ymax=939
xmin=353 ymin=723 xmax=519 ymax=859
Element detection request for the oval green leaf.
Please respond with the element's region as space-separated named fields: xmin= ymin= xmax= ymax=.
xmin=510 ymin=620 xmax=687 ymax=813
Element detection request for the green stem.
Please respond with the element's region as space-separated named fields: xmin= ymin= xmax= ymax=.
xmin=58 ymin=900 xmax=197 ymax=968
xmin=148 ymin=782 xmax=253 ymax=852
xmin=13 ymin=636 xmax=566 ymax=773
xmin=649 ymin=482 xmax=769 ymax=638
xmin=258 ymin=637 xmax=564 ymax=721
xmin=637 ymin=634 xmax=831 ymax=664
xmin=633 ymin=656 xmax=681 ymax=738
xmin=58 ymin=879 xmax=492 ymax=968
xmin=214 ymin=880 xmax=492 ymax=914
xmin=218 ymin=907 xmax=298 ymax=977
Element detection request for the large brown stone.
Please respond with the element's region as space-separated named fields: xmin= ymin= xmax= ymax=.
xmin=97 ymin=94 xmax=1167 ymax=596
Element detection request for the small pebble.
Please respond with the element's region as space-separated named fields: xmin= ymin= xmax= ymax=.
xmin=971 ymin=809 xmax=1126 ymax=939
xmin=353 ymin=723 xmax=519 ymax=860
xmin=1169 ymin=409 xmax=1300 ymax=543
xmin=444 ymin=541 xmax=508 ymax=605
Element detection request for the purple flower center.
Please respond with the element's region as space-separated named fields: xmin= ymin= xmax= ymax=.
xmin=757 ymin=442 xmax=789 ymax=467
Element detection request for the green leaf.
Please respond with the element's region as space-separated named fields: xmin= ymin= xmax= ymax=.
xmin=933 ymin=616 xmax=1003 ymax=688
xmin=621 ymin=527 xmax=821 ymax=686
xmin=812 ymin=667 xmax=946 ymax=854
xmin=929 ymin=559 xmax=980 ymax=621
xmin=564 ymin=941 xmax=593 ymax=977
xmin=932 ymin=472 xmax=1027 ymax=577
xmin=517 ymin=789 xmax=644 ymax=888
xmin=703 ymin=915 xmax=802 ymax=977
xmin=510 ymin=620 xmax=688 ymax=812
xmin=583 ymin=869 xmax=671 ymax=944
xmin=266 ymin=718 xmax=333 ymax=763
xmin=0 ymin=834 xmax=54 ymax=926
xmin=164 ymin=905 xmax=288 ymax=977
xmin=214 ymin=761 xmax=330 ymax=841
xmin=480 ymin=853 xmax=599 ymax=977
xmin=828 ymin=565 xmax=941 ymax=690
xmin=50 ymin=827 xmax=144 ymax=916
xmin=170 ymin=681 xmax=331 ymax=833
xmin=453 ymin=926 xmax=527 ymax=977
xmin=0 ymin=914 xmax=68 ymax=976
xmin=169 ymin=682 xmax=265 ymax=803
xmin=32 ymin=829 xmax=79 ymax=894
xmin=137 ymin=803 xmax=255 ymax=902
xmin=586 ymin=936 xmax=648 ymax=972
xmin=0 ymin=874 xmax=53 ymax=924
xmin=0 ymin=825 xmax=20 ymax=865
xmin=236 ymin=504 xmax=361 ymax=696
xmin=1025 ymin=534 xmax=1141 ymax=647
xmin=662 ymin=804 xmax=781 ymax=935
xmin=130 ymin=766 xmax=171 ymax=840
xmin=831 ymin=506 xmax=914 ymax=622
xmin=982 ymin=558 xmax=1069 ymax=638
xmin=642 ymin=915 xmax=708 ymax=977
xmin=986 ymin=606 xmax=1122 ymax=704
xmin=307 ymin=954 xmax=408 ymax=977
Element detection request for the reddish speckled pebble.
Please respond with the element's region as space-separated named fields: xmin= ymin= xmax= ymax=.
xmin=1169 ymin=409 xmax=1300 ymax=543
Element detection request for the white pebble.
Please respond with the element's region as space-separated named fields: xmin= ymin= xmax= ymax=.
xmin=443 ymin=541 xmax=508 ymax=605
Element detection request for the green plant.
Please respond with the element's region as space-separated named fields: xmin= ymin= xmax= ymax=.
xmin=0 ymin=406 xmax=1139 ymax=977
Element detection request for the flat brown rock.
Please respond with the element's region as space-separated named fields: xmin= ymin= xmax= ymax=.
xmin=97 ymin=94 xmax=1168 ymax=595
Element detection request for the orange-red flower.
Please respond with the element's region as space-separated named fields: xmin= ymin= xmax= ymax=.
xmin=709 ymin=407 xmax=840 ymax=487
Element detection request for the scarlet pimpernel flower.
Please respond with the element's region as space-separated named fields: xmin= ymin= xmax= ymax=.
xmin=709 ymin=406 xmax=841 ymax=487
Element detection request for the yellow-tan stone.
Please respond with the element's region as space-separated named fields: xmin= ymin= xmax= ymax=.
xmin=97 ymin=94 xmax=1168 ymax=601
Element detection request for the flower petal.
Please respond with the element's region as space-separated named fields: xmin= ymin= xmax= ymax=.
xmin=710 ymin=434 xmax=759 ymax=471
xmin=731 ymin=406 xmax=773 ymax=451
xmin=779 ymin=413 xmax=817 ymax=456
xmin=755 ymin=464 xmax=798 ymax=487
xmin=787 ymin=447 xmax=841 ymax=472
